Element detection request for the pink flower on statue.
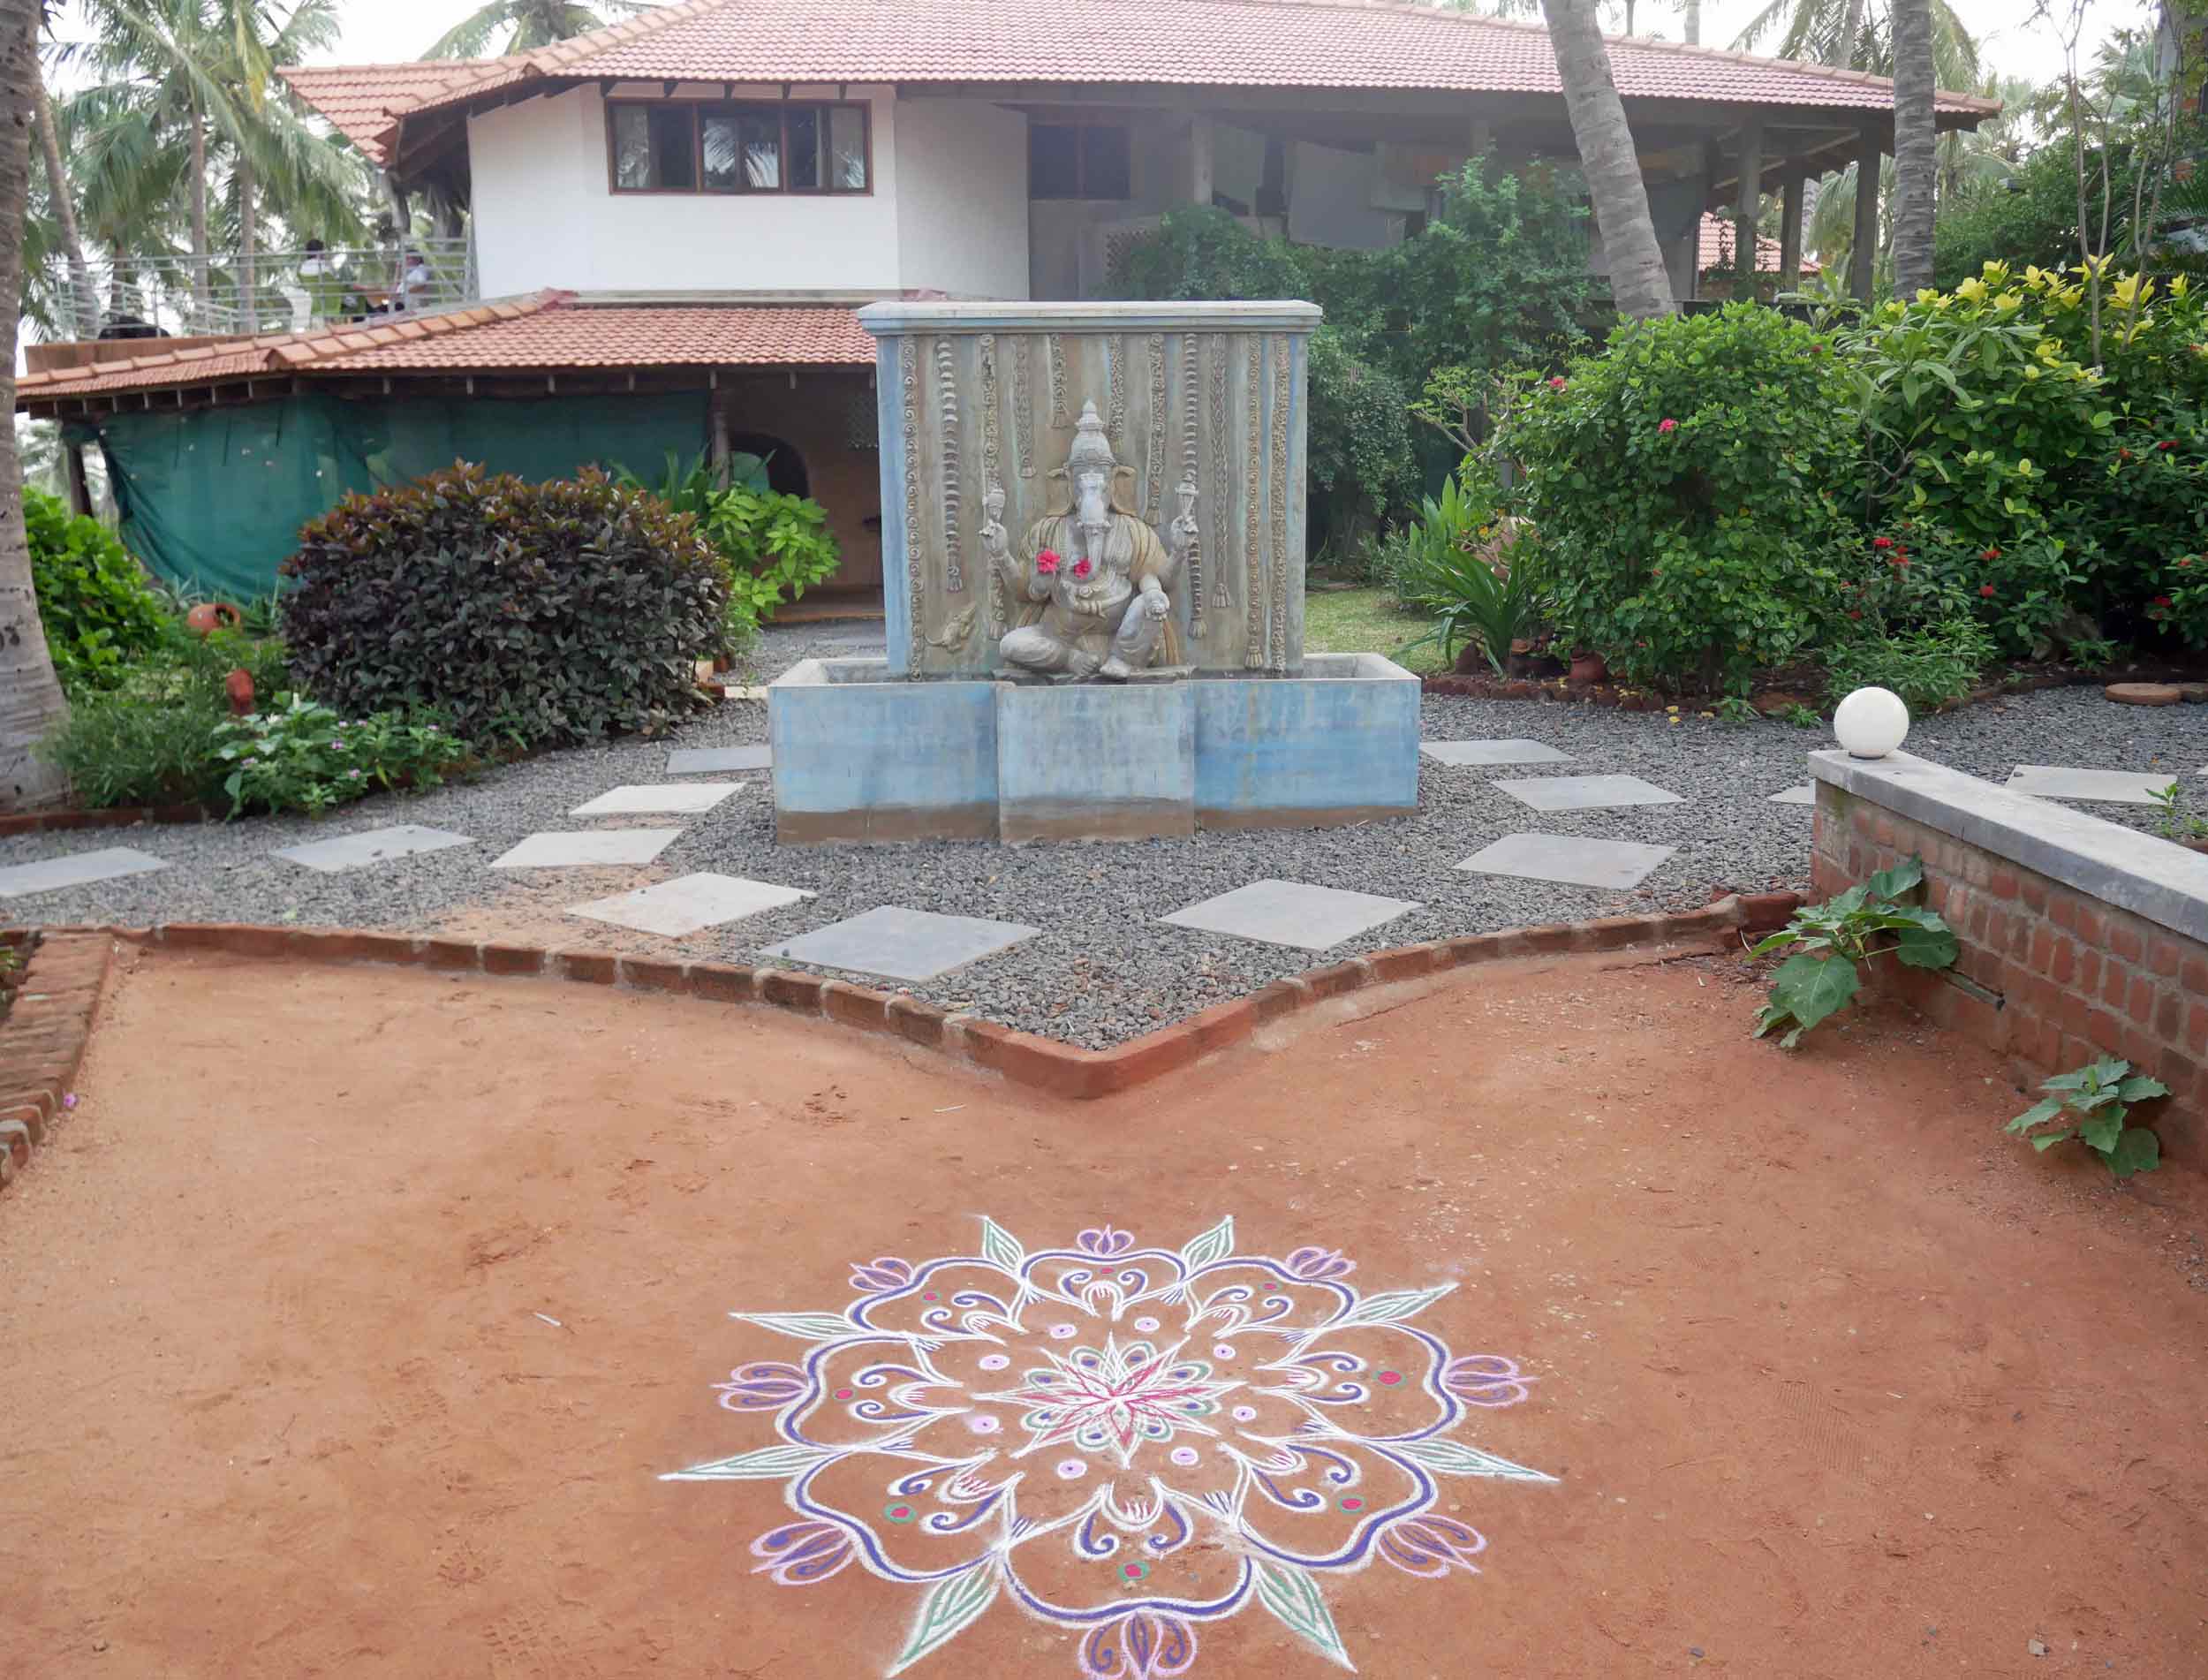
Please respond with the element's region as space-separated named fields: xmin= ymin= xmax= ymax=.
xmin=1071 ymin=557 xmax=1093 ymax=579
xmin=1657 ymin=417 xmax=1677 ymax=434
xmin=1035 ymin=549 xmax=1062 ymax=574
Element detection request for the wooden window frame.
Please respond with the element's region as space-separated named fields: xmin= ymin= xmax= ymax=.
xmin=1027 ymin=119 xmax=1133 ymax=202
xmin=605 ymin=98 xmax=873 ymax=197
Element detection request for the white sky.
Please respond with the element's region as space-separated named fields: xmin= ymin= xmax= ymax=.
xmin=289 ymin=0 xmax=2139 ymax=84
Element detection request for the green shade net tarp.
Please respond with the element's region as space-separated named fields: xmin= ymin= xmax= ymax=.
xmin=68 ymin=390 xmax=707 ymax=601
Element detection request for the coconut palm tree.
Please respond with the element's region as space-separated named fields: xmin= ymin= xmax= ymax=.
xmin=1 ymin=0 xmax=72 ymax=808
xmin=423 ymin=0 xmax=654 ymax=59
xmin=1540 ymin=0 xmax=1675 ymax=316
xmin=30 ymin=61 xmax=97 ymax=337
xmin=1889 ymin=0 xmax=1936 ymax=292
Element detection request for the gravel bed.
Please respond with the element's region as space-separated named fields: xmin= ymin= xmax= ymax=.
xmin=5 ymin=635 xmax=2203 ymax=1050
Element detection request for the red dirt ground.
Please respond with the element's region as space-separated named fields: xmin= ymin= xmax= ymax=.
xmin=2 ymin=946 xmax=2204 ymax=1679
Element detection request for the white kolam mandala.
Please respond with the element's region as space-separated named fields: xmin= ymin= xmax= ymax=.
xmin=663 ymin=1216 xmax=1554 ymax=1676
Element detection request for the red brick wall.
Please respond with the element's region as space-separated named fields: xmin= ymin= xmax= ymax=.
xmin=1813 ymin=784 xmax=2207 ymax=1152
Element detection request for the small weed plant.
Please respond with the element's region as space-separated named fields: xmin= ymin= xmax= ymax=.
xmin=2005 ymin=1056 xmax=2167 ymax=1179
xmin=1750 ymin=856 xmax=1959 ymax=1047
xmin=2147 ymin=779 xmax=2208 ymax=841
xmin=212 ymin=696 xmax=470 ymax=817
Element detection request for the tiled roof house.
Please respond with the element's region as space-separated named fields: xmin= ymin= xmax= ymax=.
xmin=21 ymin=0 xmax=1990 ymax=602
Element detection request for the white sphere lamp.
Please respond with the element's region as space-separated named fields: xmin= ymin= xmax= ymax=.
xmin=1834 ymin=686 xmax=1910 ymax=760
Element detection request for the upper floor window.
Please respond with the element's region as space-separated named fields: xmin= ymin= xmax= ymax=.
xmin=1029 ymin=123 xmax=1130 ymax=201
xmin=609 ymin=100 xmax=870 ymax=194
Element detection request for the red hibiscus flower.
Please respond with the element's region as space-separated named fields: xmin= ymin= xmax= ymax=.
xmin=1548 ymin=376 xmax=1568 ymax=390
xmin=1873 ymin=536 xmax=1894 ymax=549
xmin=1981 ymin=547 xmax=2002 ymax=561
xmin=1034 ymin=549 xmax=1061 ymax=574
xmin=2159 ymin=440 xmax=2177 ymax=450
xmin=1980 ymin=583 xmax=1997 ymax=597
xmin=1657 ymin=417 xmax=1677 ymax=434
xmin=2154 ymin=594 xmax=2174 ymax=607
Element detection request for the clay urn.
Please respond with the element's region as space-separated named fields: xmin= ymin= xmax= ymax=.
xmin=1568 ymin=649 xmax=1609 ymax=685
xmin=223 ymin=669 xmax=255 ymax=715
xmin=185 ymin=602 xmax=243 ymax=637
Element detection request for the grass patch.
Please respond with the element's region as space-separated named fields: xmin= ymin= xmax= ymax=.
xmin=1302 ymin=586 xmax=1445 ymax=673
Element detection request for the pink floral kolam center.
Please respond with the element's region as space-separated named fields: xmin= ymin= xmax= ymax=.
xmin=684 ymin=1219 xmax=1550 ymax=1680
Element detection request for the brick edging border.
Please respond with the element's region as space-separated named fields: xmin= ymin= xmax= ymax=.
xmin=0 ymin=802 xmax=212 ymax=838
xmin=65 ymin=892 xmax=1803 ymax=1102
xmin=0 ymin=931 xmax=114 ymax=1192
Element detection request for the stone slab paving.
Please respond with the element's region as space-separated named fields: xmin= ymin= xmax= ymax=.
xmin=0 ymin=845 xmax=168 ymax=898
xmin=2003 ymin=766 xmax=2182 ymax=806
xmin=762 ymin=905 xmax=1040 ymax=982
xmin=273 ymin=823 xmax=475 ymax=874
xmin=1767 ymin=785 xmax=1816 ymax=806
xmin=1159 ymin=879 xmax=1421 ymax=952
xmin=1455 ymin=834 xmax=1678 ymax=891
xmin=1492 ymin=774 xmax=1685 ymax=813
xmin=571 ymin=783 xmax=745 ymax=817
xmin=668 ymin=745 xmax=773 ymax=775
xmin=491 ymin=830 xmax=684 ymax=869
xmin=569 ymin=873 xmax=812 ymax=937
xmin=1418 ymin=738 xmax=1573 ymax=767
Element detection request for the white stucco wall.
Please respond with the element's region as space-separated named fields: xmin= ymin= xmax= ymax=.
xmin=893 ymin=101 xmax=1030 ymax=299
xmin=468 ymin=84 xmax=903 ymax=295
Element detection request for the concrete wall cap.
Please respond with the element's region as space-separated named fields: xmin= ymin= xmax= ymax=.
xmin=857 ymin=300 xmax=1325 ymax=336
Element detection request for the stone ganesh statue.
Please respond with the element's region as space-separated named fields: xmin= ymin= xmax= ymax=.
xmin=988 ymin=400 xmax=1184 ymax=680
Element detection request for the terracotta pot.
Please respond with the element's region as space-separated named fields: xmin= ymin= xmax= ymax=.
xmin=223 ymin=669 xmax=255 ymax=716
xmin=185 ymin=602 xmax=242 ymax=637
xmin=1568 ymin=651 xmax=1608 ymax=685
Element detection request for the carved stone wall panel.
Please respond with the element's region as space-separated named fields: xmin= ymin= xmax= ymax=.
xmin=860 ymin=304 xmax=1315 ymax=678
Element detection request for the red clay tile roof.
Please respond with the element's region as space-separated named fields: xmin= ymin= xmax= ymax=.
xmin=276 ymin=61 xmax=498 ymax=164
xmin=1697 ymin=212 xmax=1820 ymax=274
xmin=13 ymin=293 xmax=874 ymax=405
xmin=285 ymin=0 xmax=1999 ymax=165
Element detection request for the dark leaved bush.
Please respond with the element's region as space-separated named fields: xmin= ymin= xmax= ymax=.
xmin=280 ymin=463 xmax=730 ymax=748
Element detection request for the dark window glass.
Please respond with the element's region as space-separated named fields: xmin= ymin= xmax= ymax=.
xmin=613 ymin=105 xmax=654 ymax=190
xmin=1081 ymin=125 xmax=1130 ymax=200
xmin=649 ymin=103 xmax=695 ymax=190
xmin=787 ymin=106 xmax=820 ymax=191
xmin=1030 ymin=125 xmax=1081 ymax=199
xmin=613 ymin=102 xmax=864 ymax=193
xmin=701 ymin=110 xmax=740 ymax=191
xmin=828 ymin=106 xmax=867 ymax=190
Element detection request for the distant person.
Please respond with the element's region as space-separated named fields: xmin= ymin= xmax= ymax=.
xmin=286 ymin=239 xmax=343 ymax=331
xmin=395 ymin=247 xmax=434 ymax=313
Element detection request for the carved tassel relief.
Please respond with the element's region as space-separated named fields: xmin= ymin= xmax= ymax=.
xmin=1271 ymin=334 xmax=1291 ymax=671
xmin=1014 ymin=336 xmax=1037 ymax=479
xmin=898 ymin=337 xmax=924 ymax=671
xmin=1047 ymin=333 xmax=1069 ymax=429
xmin=937 ymin=337 xmax=964 ymax=594
xmin=1243 ymin=335 xmax=1264 ymax=670
xmin=1208 ymin=333 xmax=1229 ymax=614
xmin=1146 ymin=332 xmax=1168 ymax=526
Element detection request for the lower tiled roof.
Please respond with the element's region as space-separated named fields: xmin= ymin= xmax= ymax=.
xmin=1696 ymin=212 xmax=1821 ymax=274
xmin=13 ymin=293 xmax=876 ymax=406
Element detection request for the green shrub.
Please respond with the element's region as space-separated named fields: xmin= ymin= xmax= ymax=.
xmin=696 ymin=484 xmax=843 ymax=643
xmin=280 ymin=463 xmax=730 ymax=750
xmin=2145 ymin=553 xmax=2208 ymax=647
xmin=1822 ymin=617 xmax=1995 ymax=711
xmin=25 ymin=485 xmax=170 ymax=693
xmin=1498 ymin=303 xmax=1856 ymax=694
xmin=1105 ymin=205 xmax=1312 ymax=301
xmin=212 ymin=694 xmax=470 ymax=816
xmin=1390 ymin=472 xmax=1538 ymax=673
xmin=36 ymin=623 xmax=296 ymax=808
xmin=1305 ymin=327 xmax=1418 ymax=546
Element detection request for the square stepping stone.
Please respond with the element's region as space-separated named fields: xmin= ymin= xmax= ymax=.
xmin=762 ymin=905 xmax=1038 ymax=982
xmin=571 ymin=782 xmax=743 ymax=817
xmin=1767 ymin=785 xmax=1816 ymax=806
xmin=1456 ymin=833 xmax=1676 ymax=890
xmin=2004 ymin=766 xmax=2179 ymax=806
xmin=569 ymin=873 xmax=811 ymax=937
xmin=0 ymin=845 xmax=167 ymax=897
xmin=1492 ymin=774 xmax=1684 ymax=812
xmin=1159 ymin=879 xmax=1420 ymax=952
xmin=667 ymin=745 xmax=772 ymax=775
xmin=273 ymin=823 xmax=474 ymax=874
xmin=1420 ymin=738 xmax=1574 ymax=767
xmin=490 ymin=829 xmax=682 ymax=868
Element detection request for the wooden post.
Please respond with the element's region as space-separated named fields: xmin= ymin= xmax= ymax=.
xmin=1733 ymin=117 xmax=1764 ymax=294
xmin=1779 ymin=171 xmax=1805 ymax=291
xmin=1850 ymin=126 xmax=1881 ymax=301
xmin=1189 ymin=113 xmax=1214 ymax=208
xmin=1469 ymin=115 xmax=1493 ymax=157
xmin=64 ymin=443 xmax=92 ymax=518
xmin=710 ymin=397 xmax=730 ymax=484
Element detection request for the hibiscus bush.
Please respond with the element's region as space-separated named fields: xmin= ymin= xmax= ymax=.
xmin=1496 ymin=303 xmax=1856 ymax=693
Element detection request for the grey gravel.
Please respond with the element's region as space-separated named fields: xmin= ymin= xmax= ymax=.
xmin=6 ymin=633 xmax=2204 ymax=1049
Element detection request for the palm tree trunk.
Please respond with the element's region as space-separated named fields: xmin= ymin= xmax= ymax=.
xmin=31 ymin=75 xmax=96 ymax=340
xmin=0 ymin=0 xmax=73 ymax=808
xmin=1889 ymin=0 xmax=1937 ymax=294
xmin=1682 ymin=0 xmax=1700 ymax=47
xmin=236 ymin=151 xmax=257 ymax=332
xmin=1540 ymin=0 xmax=1675 ymax=319
xmin=188 ymin=106 xmax=210 ymax=328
